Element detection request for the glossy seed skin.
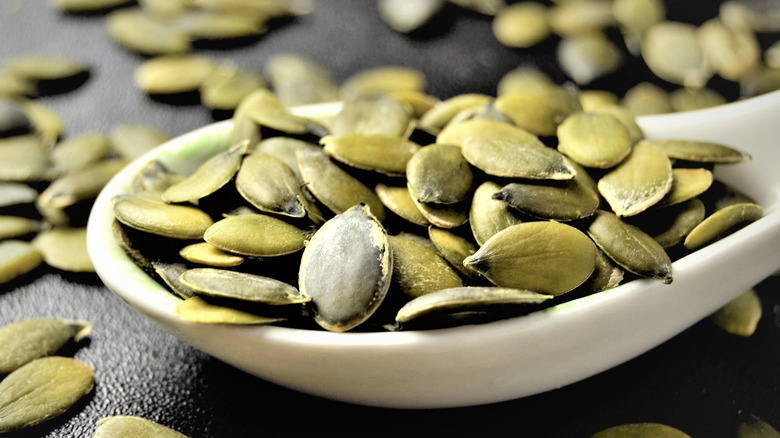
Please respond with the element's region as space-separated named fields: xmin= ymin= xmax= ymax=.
xmin=0 ymin=318 xmax=91 ymax=374
xmin=204 ymin=213 xmax=311 ymax=257
xmin=93 ymin=415 xmax=188 ymax=438
xmin=406 ymin=144 xmax=473 ymax=205
xmin=113 ymin=194 xmax=214 ymax=240
xmin=683 ymin=202 xmax=764 ymax=249
xmin=387 ymin=234 xmax=463 ymax=299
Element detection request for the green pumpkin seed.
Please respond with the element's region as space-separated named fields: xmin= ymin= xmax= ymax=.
xmin=590 ymin=423 xmax=691 ymax=438
xmin=418 ymin=93 xmax=492 ymax=132
xmin=240 ymin=89 xmax=326 ymax=136
xmin=106 ymin=8 xmax=192 ymax=56
xmin=38 ymin=158 xmax=127 ymax=209
xmin=387 ymin=234 xmax=463 ymax=298
xmin=0 ymin=318 xmax=91 ymax=374
xmin=557 ymin=112 xmax=632 ymax=169
xmin=52 ymin=0 xmax=134 ymax=12
xmin=737 ymin=414 xmax=780 ymax=438
xmin=135 ymin=55 xmax=216 ymax=95
xmin=172 ymin=10 xmax=264 ymax=41
xmin=113 ymin=193 xmax=215 ymax=239
xmin=180 ymin=268 xmax=309 ymax=305
xmin=493 ymin=176 xmax=600 ymax=221
xmin=94 ymin=415 xmax=188 ymax=438
xmin=469 ymin=181 xmax=524 ymax=246
xmin=174 ymin=296 xmax=283 ymax=325
xmin=669 ymin=87 xmax=727 ymax=112
xmin=496 ymin=66 xmax=556 ymax=97
xmin=684 ymin=202 xmax=764 ymax=249
xmin=710 ymin=288 xmax=762 ymax=337
xmin=330 ymin=94 xmax=412 ymax=138
xmin=256 ymin=136 xmax=319 ymax=181
xmin=494 ymin=86 xmax=582 ymax=136
xmin=547 ymin=0 xmax=615 ymax=37
xmin=387 ymin=89 xmax=439 ymax=119
xmin=151 ymin=261 xmax=196 ymax=298
xmin=109 ymin=124 xmax=171 ymax=161
xmin=0 ymin=182 xmax=38 ymax=207
xmin=163 ymin=141 xmax=248 ymax=204
xmin=447 ymin=101 xmax=514 ymax=126
xmin=204 ymin=213 xmax=311 ymax=257
xmin=406 ymin=144 xmax=473 ymax=205
xmin=587 ymin=209 xmax=673 ymax=283
xmin=621 ymin=81 xmax=673 ymax=116
xmin=0 ymin=135 xmax=56 ymax=182
xmin=492 ymin=2 xmax=550 ymax=48
xmin=579 ymin=90 xmax=621 ymax=111
xmin=377 ymin=0 xmax=445 ymax=33
xmin=179 ymin=242 xmax=244 ymax=267
xmin=631 ymin=198 xmax=706 ymax=248
xmin=32 ymin=227 xmax=94 ymax=272
xmin=461 ymin=124 xmax=575 ymax=179
xmin=296 ymin=146 xmax=386 ymax=222
xmin=3 ymin=55 xmax=89 ymax=85
xmin=0 ymin=216 xmax=43 ymax=240
xmin=428 ymin=226 xmax=480 ymax=279
xmin=0 ymin=240 xmax=43 ymax=284
xmin=321 ymin=133 xmax=420 ymax=176
xmin=200 ymin=64 xmax=267 ymax=111
xmin=395 ymin=286 xmax=552 ymax=325
xmin=645 ymin=138 xmax=752 ymax=164
xmin=582 ymin=247 xmax=624 ymax=292
xmin=557 ymin=32 xmax=622 ymax=85
xmin=597 ymin=141 xmax=673 ymax=216
xmin=657 ymin=168 xmax=713 ymax=207
xmin=612 ymin=0 xmax=666 ymax=55
xmin=464 ymin=221 xmax=597 ymax=295
xmin=698 ymin=18 xmax=761 ymax=82
xmin=340 ymin=66 xmax=426 ymax=101
xmin=641 ymin=21 xmax=711 ymax=88
xmin=138 ymin=0 xmax=191 ymax=19
xmin=0 ymin=356 xmax=94 ymax=433
xmin=298 ymin=204 xmax=392 ymax=332
xmin=131 ymin=160 xmax=185 ymax=194
xmin=18 ymin=99 xmax=64 ymax=144
xmin=51 ymin=132 xmax=112 ymax=173
xmin=590 ymin=104 xmax=645 ymax=144
xmin=265 ymin=53 xmax=340 ymax=107
xmin=411 ymin=196 xmax=470 ymax=229
xmin=375 ymin=183 xmax=430 ymax=227
xmin=235 ymin=150 xmax=306 ymax=217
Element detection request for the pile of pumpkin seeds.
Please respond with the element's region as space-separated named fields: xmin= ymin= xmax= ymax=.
xmin=111 ymin=86 xmax=764 ymax=332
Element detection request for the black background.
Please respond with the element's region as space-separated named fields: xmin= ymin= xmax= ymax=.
xmin=1 ymin=1 xmax=778 ymax=437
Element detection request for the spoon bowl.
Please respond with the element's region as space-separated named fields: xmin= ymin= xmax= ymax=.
xmin=87 ymin=90 xmax=780 ymax=408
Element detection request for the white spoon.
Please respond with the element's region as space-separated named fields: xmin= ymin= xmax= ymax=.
xmin=87 ymin=90 xmax=780 ymax=409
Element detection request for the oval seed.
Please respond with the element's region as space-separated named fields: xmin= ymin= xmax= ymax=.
xmin=587 ymin=209 xmax=673 ymax=283
xmin=469 ymin=181 xmax=524 ymax=246
xmin=684 ymin=202 xmax=764 ymax=249
xmin=257 ymin=136 xmax=319 ymax=181
xmin=494 ymin=85 xmax=582 ymax=137
xmin=406 ymin=144 xmax=473 ymax=205
xmin=0 ymin=240 xmax=43 ymax=284
xmin=418 ymin=93 xmax=492 ymax=132
xmin=135 ymin=55 xmax=216 ymax=95
xmin=641 ymin=21 xmax=711 ymax=88
xmin=179 ymin=242 xmax=244 ymax=267
xmin=493 ymin=177 xmax=600 ymax=221
xmin=621 ymin=81 xmax=673 ymax=116
xmin=0 ymin=356 xmax=94 ymax=433
xmin=200 ymin=64 xmax=267 ymax=111
xmin=428 ymin=226 xmax=480 ymax=279
xmin=668 ymin=87 xmax=727 ymax=112
xmin=174 ymin=296 xmax=283 ymax=325
xmin=464 ymin=221 xmax=597 ymax=295
xmin=109 ymin=124 xmax=170 ymax=161
xmin=296 ymin=146 xmax=386 ymax=222
xmin=657 ymin=168 xmax=713 ymax=207
xmin=339 ymin=66 xmax=425 ymax=101
xmin=697 ymin=18 xmax=761 ymax=82
xmin=265 ymin=53 xmax=340 ymax=107
xmin=329 ymin=94 xmax=412 ymax=138
xmin=180 ymin=268 xmax=309 ymax=305
xmin=375 ymin=183 xmax=430 ymax=227
xmin=377 ymin=0 xmax=445 ymax=33
xmin=113 ymin=194 xmax=215 ymax=239
xmin=94 ymin=416 xmax=188 ymax=438
xmin=107 ymin=9 xmax=191 ymax=56
xmin=630 ymin=198 xmax=706 ymax=248
xmin=131 ymin=160 xmax=185 ymax=194
xmin=737 ymin=414 xmax=780 ymax=438
xmin=0 ymin=216 xmax=43 ymax=240
xmin=0 ymin=135 xmax=56 ymax=182
xmin=710 ymin=289 xmax=762 ymax=337
xmin=582 ymin=247 xmax=624 ymax=293
xmin=298 ymin=204 xmax=392 ymax=332
xmin=556 ymin=32 xmax=622 ymax=85
xmin=387 ymin=234 xmax=463 ymax=299
xmin=162 ymin=140 xmax=248 ymax=204
xmin=556 ymin=112 xmax=632 ymax=169
xmin=38 ymin=158 xmax=127 ymax=209
xmin=240 ymin=89 xmax=325 ymax=136
xmin=411 ymin=196 xmax=470 ymax=229
xmin=395 ymin=286 xmax=552 ymax=325
xmin=204 ymin=213 xmax=311 ymax=257
xmin=0 ymin=182 xmax=38 ymax=207
xmin=597 ymin=141 xmax=673 ymax=217
xmin=321 ymin=133 xmax=420 ymax=176
xmin=52 ymin=0 xmax=134 ymax=12
xmin=547 ymin=0 xmax=615 ymax=36
xmin=590 ymin=423 xmax=691 ymax=438
xmin=0 ymin=318 xmax=91 ymax=374
xmin=19 ymin=99 xmax=64 ymax=144
xmin=497 ymin=66 xmax=556 ymax=97
xmin=172 ymin=10 xmax=264 ymax=41
xmin=51 ymin=132 xmax=112 ymax=173
xmin=235 ymin=150 xmax=306 ymax=218
xmin=152 ymin=261 xmax=196 ymax=299
xmin=590 ymin=104 xmax=645 ymax=144
xmin=492 ymin=2 xmax=550 ymax=48
xmin=645 ymin=138 xmax=752 ymax=164
xmin=32 ymin=227 xmax=94 ymax=272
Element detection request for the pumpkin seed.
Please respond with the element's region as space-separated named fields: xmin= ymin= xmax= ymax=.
xmin=163 ymin=140 xmax=248 ymax=204
xmin=395 ymin=286 xmax=552 ymax=325
xmin=135 ymin=55 xmax=216 ymax=95
xmin=492 ymin=2 xmax=550 ymax=48
xmin=131 ymin=160 xmax=185 ymax=194
xmin=0 ymin=216 xmax=43 ymax=240
xmin=200 ymin=64 xmax=266 ymax=111
xmin=0 ymin=240 xmax=43 ymax=284
xmin=38 ymin=158 xmax=127 ymax=209
xmin=406 ymin=144 xmax=473 ymax=205
xmin=736 ymin=414 xmax=780 ymax=438
xmin=93 ymin=415 xmax=188 ymax=438
xmin=0 ymin=182 xmax=38 ymax=207
xmin=174 ymin=296 xmax=283 ymax=324
xmin=296 ymin=146 xmax=386 ymax=222
xmin=265 ymin=53 xmax=339 ymax=107
xmin=138 ymin=0 xmax=191 ymax=19
xmin=428 ymin=226 xmax=480 ymax=279
xmin=340 ymin=66 xmax=426 ymax=101
xmin=0 ymin=356 xmax=94 ymax=433
xmin=375 ymin=183 xmax=430 ymax=227
xmin=32 ymin=227 xmax=94 ymax=272
xmin=684 ymin=202 xmax=764 ymax=249
xmin=621 ymin=81 xmax=673 ymax=116
xmin=557 ymin=111 xmax=632 ymax=169
xmin=0 ymin=70 xmax=35 ymax=99
xmin=151 ymin=261 xmax=196 ymax=299
xmin=411 ymin=196 xmax=470 ymax=229
xmin=0 ymin=318 xmax=91 ymax=374
xmin=583 ymin=247 xmax=624 ymax=292
xmin=494 ymin=86 xmax=582 ymax=136
xmin=235 ymin=150 xmax=306 ymax=217
xmin=590 ymin=104 xmax=645 ymax=144
xmin=450 ymin=0 xmax=505 ymax=16
xmin=630 ymin=198 xmax=706 ymax=248
xmin=710 ymin=288 xmax=761 ymax=337
xmin=3 ymin=56 xmax=89 ymax=95
xmin=256 ymin=136 xmax=320 ymax=181
xmin=179 ymin=242 xmax=244 ymax=267
xmin=19 ymin=99 xmax=64 ymax=144
xmin=51 ymin=132 xmax=112 ymax=173
xmin=52 ymin=0 xmax=134 ymax=12
xmin=646 ymin=138 xmax=752 ymax=164
xmin=464 ymin=221 xmax=597 ymax=295
xmin=172 ymin=10 xmax=264 ymax=41
xmin=587 ymin=209 xmax=673 ymax=283
xmin=240 ymin=89 xmax=326 ymax=136
xmin=738 ymin=66 xmax=780 ymax=99
xmin=597 ymin=141 xmax=673 ymax=216
xmin=612 ymin=0 xmax=665 ymax=55
xmin=204 ymin=213 xmax=311 ymax=257
xmin=109 ymin=124 xmax=170 ymax=161
xmin=447 ymin=101 xmax=514 ymax=126
xmin=387 ymin=89 xmax=439 ymax=119
xmin=378 ymin=0 xmax=445 ymax=33
xmin=418 ymin=93 xmax=492 ymax=132
xmin=556 ymin=32 xmax=622 ymax=85
xmin=579 ymin=90 xmax=620 ymax=111
xmin=657 ymin=168 xmax=713 ymax=207
xmin=641 ymin=21 xmax=711 ymax=88
xmin=668 ymin=87 xmax=728 ymax=112
xmin=547 ymin=0 xmax=615 ymax=37
xmin=106 ymin=8 xmax=192 ymax=56
xmin=113 ymin=193 xmax=215 ymax=239
xmin=330 ymin=94 xmax=412 ymax=138
xmin=493 ymin=176 xmax=600 ymax=221
xmin=387 ymin=234 xmax=462 ymax=299
xmin=469 ymin=181 xmax=524 ymax=246
xmin=322 ymin=133 xmax=420 ymax=176
xmin=0 ymin=135 xmax=55 ymax=182
xmin=496 ymin=66 xmax=555 ymax=97
xmin=590 ymin=423 xmax=691 ymax=438
xmin=697 ymin=17 xmax=761 ymax=82
xmin=180 ymin=268 xmax=309 ymax=305
xmin=298 ymin=204 xmax=392 ymax=332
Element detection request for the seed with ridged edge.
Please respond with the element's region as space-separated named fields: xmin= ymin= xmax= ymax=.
xmin=299 ymin=204 xmax=391 ymax=332
xmin=204 ymin=213 xmax=311 ymax=257
xmin=464 ymin=221 xmax=597 ymax=295
xmin=557 ymin=112 xmax=632 ymax=169
xmin=656 ymin=168 xmax=712 ymax=207
xmin=93 ymin=415 xmax=188 ymax=438
xmin=683 ymin=202 xmax=764 ymax=249
xmin=32 ymin=227 xmax=94 ymax=272
xmin=493 ymin=176 xmax=600 ymax=221
xmin=375 ymin=183 xmax=430 ymax=227
xmin=179 ymin=242 xmax=244 ymax=267
xmin=0 ymin=318 xmax=91 ymax=374
xmin=113 ymin=193 xmax=214 ymax=240
xmin=330 ymin=94 xmax=412 ymax=138
xmin=494 ymin=86 xmax=582 ymax=137
xmin=163 ymin=140 xmax=248 ymax=204
xmin=428 ymin=226 xmax=480 ymax=279
xmin=644 ymin=138 xmax=752 ymax=164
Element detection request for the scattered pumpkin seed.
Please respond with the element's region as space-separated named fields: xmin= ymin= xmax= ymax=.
xmin=496 ymin=66 xmax=556 ymax=97
xmin=556 ymin=32 xmax=622 ymax=85
xmin=204 ymin=213 xmax=312 ymax=257
xmin=583 ymin=247 xmax=625 ymax=293
xmin=0 ymin=135 xmax=56 ymax=182
xmin=109 ymin=124 xmax=171 ymax=161
xmin=621 ymin=81 xmax=673 ymax=116
xmin=641 ymin=21 xmax=711 ymax=88
xmin=172 ymin=10 xmax=264 ymax=41
xmin=0 ymin=240 xmax=43 ymax=284
xmin=265 ymin=53 xmax=340 ymax=107
xmin=697 ymin=18 xmax=761 ymax=82
xmin=411 ymin=196 xmax=470 ymax=229
xmin=93 ymin=415 xmax=188 ymax=438
xmin=492 ymin=2 xmax=550 ymax=48
xmin=38 ymin=158 xmax=127 ymax=209
xmin=590 ymin=423 xmax=691 ymax=438
xmin=710 ymin=288 xmax=762 ymax=337
xmin=32 ymin=227 xmax=94 ymax=272
xmin=200 ymin=64 xmax=267 ymax=111
xmin=339 ymin=66 xmax=426 ymax=101
xmin=375 ymin=183 xmax=430 ymax=227
xmin=18 ymin=99 xmax=66 ymax=144
xmin=106 ymin=8 xmax=192 ymax=56
xmin=52 ymin=0 xmax=134 ymax=12
xmin=494 ymin=86 xmax=582 ymax=136
xmin=51 ymin=132 xmax=112 ymax=173
xmin=0 ymin=318 xmax=91 ymax=374
xmin=330 ymin=94 xmax=412 ymax=138
xmin=547 ymin=0 xmax=615 ymax=37
xmin=418 ymin=93 xmax=492 ymax=132
xmin=668 ymin=87 xmax=728 ymax=113
xmin=378 ymin=0 xmax=445 ymax=33
xmin=406 ymin=144 xmax=473 ymax=205
xmin=135 ymin=55 xmax=216 ymax=95
xmin=684 ymin=202 xmax=764 ymax=249
xmin=0 ymin=182 xmax=38 ymax=207
xmin=0 ymin=216 xmax=43 ymax=240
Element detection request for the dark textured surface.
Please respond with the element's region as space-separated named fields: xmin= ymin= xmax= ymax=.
xmin=1 ymin=1 xmax=778 ymax=437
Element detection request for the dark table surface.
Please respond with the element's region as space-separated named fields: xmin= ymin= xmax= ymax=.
xmin=1 ymin=1 xmax=778 ymax=437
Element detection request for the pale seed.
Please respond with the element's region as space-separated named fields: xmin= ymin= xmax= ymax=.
xmin=32 ymin=227 xmax=94 ymax=272
xmin=657 ymin=168 xmax=713 ymax=207
xmin=179 ymin=242 xmax=244 ymax=267
xmin=0 ymin=182 xmax=38 ymax=207
xmin=590 ymin=104 xmax=645 ymax=144
xmin=494 ymin=86 xmax=582 ymax=136
xmin=547 ymin=0 xmax=615 ymax=37
xmin=0 ymin=318 xmax=91 ymax=374
xmin=18 ymin=99 xmax=64 ymax=144
xmin=0 ymin=135 xmax=56 ymax=182
xmin=204 ymin=213 xmax=311 ymax=257
xmin=378 ymin=0 xmax=445 ymax=33
xmin=621 ymin=81 xmax=673 ymax=116
xmin=556 ymin=32 xmax=622 ymax=85
xmin=265 ymin=53 xmax=340 ymax=107
xmin=93 ymin=415 xmax=188 ymax=438
xmin=329 ymin=94 xmax=412 ymax=138
xmin=135 ymin=55 xmax=216 ymax=95
xmin=641 ymin=21 xmax=711 ymax=88
xmin=339 ymin=66 xmax=426 ymax=101
xmin=321 ymin=133 xmax=420 ymax=176
xmin=38 ymin=158 xmax=127 ymax=209
xmin=710 ymin=288 xmax=762 ymax=337
xmin=0 ymin=240 xmax=43 ymax=284
xmin=697 ymin=18 xmax=761 ymax=82
xmin=106 ymin=8 xmax=191 ymax=56
xmin=375 ymin=183 xmax=430 ymax=227
xmin=418 ymin=93 xmax=492 ymax=132
xmin=647 ymin=138 xmax=752 ymax=164
xmin=52 ymin=0 xmax=134 ymax=12
xmin=492 ymin=2 xmax=550 ymax=48
xmin=113 ymin=193 xmax=215 ymax=240
xmin=200 ymin=64 xmax=267 ymax=111
xmin=51 ymin=132 xmax=112 ymax=173
xmin=3 ymin=55 xmax=89 ymax=85
xmin=172 ymin=10 xmax=264 ymax=41
xmin=496 ymin=66 xmax=556 ymax=97
xmin=0 ymin=216 xmax=43 ymax=240
xmin=174 ymin=296 xmax=283 ymax=325
xmin=109 ymin=124 xmax=170 ymax=161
